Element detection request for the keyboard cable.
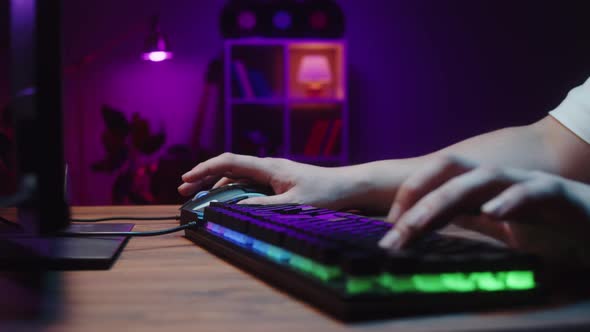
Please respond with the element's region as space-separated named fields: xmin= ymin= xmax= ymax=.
xmin=0 ymin=215 xmax=197 ymax=237
xmin=56 ymin=221 xmax=198 ymax=237
xmin=70 ymin=215 xmax=180 ymax=222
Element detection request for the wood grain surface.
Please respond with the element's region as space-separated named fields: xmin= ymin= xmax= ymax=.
xmin=2 ymin=205 xmax=590 ymax=332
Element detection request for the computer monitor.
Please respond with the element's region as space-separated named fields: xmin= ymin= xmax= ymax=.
xmin=9 ymin=0 xmax=68 ymax=234
xmin=1 ymin=1 xmax=62 ymax=320
xmin=1 ymin=0 xmax=132 ymax=271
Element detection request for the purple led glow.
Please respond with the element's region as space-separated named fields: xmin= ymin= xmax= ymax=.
xmin=142 ymin=51 xmax=173 ymax=62
xmin=310 ymin=11 xmax=328 ymax=30
xmin=273 ymin=11 xmax=292 ymax=30
xmin=238 ymin=11 xmax=256 ymax=30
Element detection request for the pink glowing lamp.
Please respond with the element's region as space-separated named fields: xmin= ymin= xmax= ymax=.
xmin=142 ymin=16 xmax=173 ymax=62
xmin=297 ymin=55 xmax=332 ymax=97
xmin=143 ymin=51 xmax=172 ymax=62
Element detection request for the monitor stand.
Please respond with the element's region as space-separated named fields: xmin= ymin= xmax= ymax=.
xmin=0 ymin=223 xmax=134 ymax=270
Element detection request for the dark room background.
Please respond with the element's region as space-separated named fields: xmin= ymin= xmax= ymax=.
xmin=1 ymin=0 xmax=589 ymax=206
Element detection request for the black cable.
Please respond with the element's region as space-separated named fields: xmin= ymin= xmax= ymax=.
xmin=0 ymin=216 xmax=181 ymax=224
xmin=55 ymin=221 xmax=198 ymax=237
xmin=70 ymin=215 xmax=180 ymax=222
xmin=2 ymin=214 xmax=190 ymax=237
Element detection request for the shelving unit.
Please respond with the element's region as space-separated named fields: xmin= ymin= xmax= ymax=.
xmin=224 ymin=38 xmax=348 ymax=166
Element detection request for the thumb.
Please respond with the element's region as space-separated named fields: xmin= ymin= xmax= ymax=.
xmin=238 ymin=193 xmax=293 ymax=205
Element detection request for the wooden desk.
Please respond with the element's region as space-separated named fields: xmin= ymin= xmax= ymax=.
xmin=6 ymin=205 xmax=590 ymax=332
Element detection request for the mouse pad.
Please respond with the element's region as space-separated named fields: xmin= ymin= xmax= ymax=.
xmin=0 ymin=223 xmax=134 ymax=270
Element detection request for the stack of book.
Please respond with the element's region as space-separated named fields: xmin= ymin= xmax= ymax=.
xmin=303 ymin=119 xmax=342 ymax=157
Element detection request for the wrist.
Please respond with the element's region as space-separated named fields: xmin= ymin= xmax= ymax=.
xmin=335 ymin=158 xmax=421 ymax=214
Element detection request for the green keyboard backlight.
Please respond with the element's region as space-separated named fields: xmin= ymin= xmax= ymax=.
xmin=205 ymin=222 xmax=536 ymax=295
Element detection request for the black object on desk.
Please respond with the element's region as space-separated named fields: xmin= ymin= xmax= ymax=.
xmin=0 ymin=223 xmax=134 ymax=270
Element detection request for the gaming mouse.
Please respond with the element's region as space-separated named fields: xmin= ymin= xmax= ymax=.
xmin=180 ymin=183 xmax=274 ymax=220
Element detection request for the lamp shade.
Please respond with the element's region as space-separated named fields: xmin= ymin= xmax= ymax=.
xmin=297 ymin=55 xmax=332 ymax=84
xmin=142 ymin=16 xmax=172 ymax=62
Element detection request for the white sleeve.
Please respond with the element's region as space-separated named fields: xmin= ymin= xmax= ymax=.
xmin=549 ymin=77 xmax=590 ymax=144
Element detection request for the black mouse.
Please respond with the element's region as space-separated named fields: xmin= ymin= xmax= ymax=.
xmin=180 ymin=183 xmax=274 ymax=220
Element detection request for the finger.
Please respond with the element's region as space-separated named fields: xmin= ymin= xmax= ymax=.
xmin=178 ymin=181 xmax=201 ymax=196
xmin=177 ymin=175 xmax=221 ymax=196
xmin=182 ymin=153 xmax=273 ymax=185
xmin=481 ymin=177 xmax=573 ymax=224
xmin=213 ymin=177 xmax=255 ymax=189
xmin=381 ymin=167 xmax=529 ymax=249
xmin=451 ymin=214 xmax=512 ymax=245
xmin=388 ymin=156 xmax=476 ymax=222
xmin=213 ymin=177 xmax=233 ymax=188
xmin=379 ymin=228 xmax=402 ymax=251
xmin=238 ymin=193 xmax=294 ymax=205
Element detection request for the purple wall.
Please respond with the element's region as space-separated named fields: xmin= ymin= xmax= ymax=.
xmin=340 ymin=0 xmax=590 ymax=161
xmin=62 ymin=0 xmax=227 ymax=204
xmin=2 ymin=1 xmax=589 ymax=205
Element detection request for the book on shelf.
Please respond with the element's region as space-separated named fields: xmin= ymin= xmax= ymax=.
xmin=231 ymin=60 xmax=274 ymax=99
xmin=248 ymin=70 xmax=273 ymax=98
xmin=322 ymin=118 xmax=342 ymax=156
xmin=303 ymin=119 xmax=342 ymax=157
xmin=230 ymin=62 xmax=245 ymax=98
xmin=303 ymin=119 xmax=330 ymax=156
xmin=232 ymin=60 xmax=255 ymax=98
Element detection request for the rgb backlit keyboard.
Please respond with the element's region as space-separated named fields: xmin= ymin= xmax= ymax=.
xmin=181 ymin=202 xmax=542 ymax=321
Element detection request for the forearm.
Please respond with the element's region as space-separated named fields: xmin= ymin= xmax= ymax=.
xmin=432 ymin=119 xmax=559 ymax=172
xmin=335 ymin=158 xmax=420 ymax=214
xmin=339 ymin=116 xmax=590 ymax=213
xmin=436 ymin=116 xmax=590 ymax=181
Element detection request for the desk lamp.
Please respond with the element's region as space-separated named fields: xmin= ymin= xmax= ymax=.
xmin=142 ymin=16 xmax=173 ymax=62
xmin=297 ymin=55 xmax=332 ymax=97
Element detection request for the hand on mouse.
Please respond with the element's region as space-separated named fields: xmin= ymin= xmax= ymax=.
xmin=178 ymin=152 xmax=361 ymax=209
xmin=378 ymin=155 xmax=590 ymax=267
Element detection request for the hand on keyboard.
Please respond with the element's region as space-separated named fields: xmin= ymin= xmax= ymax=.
xmin=378 ymin=155 xmax=590 ymax=268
